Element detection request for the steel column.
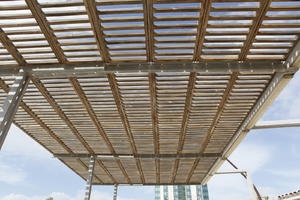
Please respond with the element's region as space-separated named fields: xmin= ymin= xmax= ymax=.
xmin=113 ymin=184 xmax=118 ymax=200
xmin=0 ymin=74 xmax=29 ymax=150
xmin=84 ymin=156 xmax=95 ymax=200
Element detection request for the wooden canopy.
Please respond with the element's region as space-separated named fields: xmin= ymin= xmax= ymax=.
xmin=0 ymin=0 xmax=299 ymax=185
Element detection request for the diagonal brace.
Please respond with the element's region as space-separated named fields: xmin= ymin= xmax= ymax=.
xmin=0 ymin=74 xmax=29 ymax=150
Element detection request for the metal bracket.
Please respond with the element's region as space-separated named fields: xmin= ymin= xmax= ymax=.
xmin=0 ymin=74 xmax=29 ymax=150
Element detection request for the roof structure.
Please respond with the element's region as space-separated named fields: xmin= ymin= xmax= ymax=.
xmin=0 ymin=0 xmax=300 ymax=186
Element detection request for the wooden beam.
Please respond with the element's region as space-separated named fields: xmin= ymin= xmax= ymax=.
xmin=84 ymin=0 xmax=110 ymax=62
xmin=171 ymin=72 xmax=197 ymax=183
xmin=193 ymin=0 xmax=212 ymax=61
xmin=149 ymin=73 xmax=160 ymax=183
xmin=0 ymin=28 xmax=26 ymax=65
xmin=143 ymin=0 xmax=154 ymax=62
xmin=186 ymin=73 xmax=238 ymax=182
xmin=25 ymin=0 xmax=66 ymax=63
xmin=107 ymin=73 xmax=145 ymax=184
xmin=239 ymin=0 xmax=272 ymax=60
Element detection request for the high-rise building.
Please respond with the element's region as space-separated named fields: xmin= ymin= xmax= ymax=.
xmin=155 ymin=185 xmax=209 ymax=200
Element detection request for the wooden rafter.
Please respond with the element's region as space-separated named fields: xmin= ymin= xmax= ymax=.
xmin=143 ymin=0 xmax=154 ymax=62
xmin=0 ymin=28 xmax=26 ymax=65
xmin=171 ymin=72 xmax=197 ymax=183
xmin=70 ymin=77 xmax=116 ymax=154
xmin=239 ymin=0 xmax=272 ymax=60
xmin=25 ymin=0 xmax=66 ymax=63
xmin=84 ymin=0 xmax=110 ymax=62
xmin=186 ymin=73 xmax=238 ymax=182
xmin=107 ymin=73 xmax=145 ymax=184
xmin=149 ymin=73 xmax=160 ymax=183
xmin=193 ymin=0 xmax=212 ymax=61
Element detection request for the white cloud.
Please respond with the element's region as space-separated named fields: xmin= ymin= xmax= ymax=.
xmin=267 ymin=169 xmax=300 ymax=179
xmin=1 ymin=191 xmax=137 ymax=200
xmin=0 ymin=161 xmax=26 ymax=184
xmin=1 ymin=125 xmax=50 ymax=159
xmin=262 ymin=72 xmax=300 ymax=120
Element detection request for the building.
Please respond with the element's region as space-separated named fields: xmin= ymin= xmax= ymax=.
xmin=278 ymin=190 xmax=300 ymax=200
xmin=155 ymin=185 xmax=209 ymax=200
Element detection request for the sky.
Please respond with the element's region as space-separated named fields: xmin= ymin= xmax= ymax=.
xmin=0 ymin=71 xmax=300 ymax=200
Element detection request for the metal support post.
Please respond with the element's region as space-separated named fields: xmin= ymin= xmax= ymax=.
xmin=113 ymin=184 xmax=118 ymax=200
xmin=84 ymin=155 xmax=95 ymax=200
xmin=0 ymin=75 xmax=29 ymax=150
xmin=215 ymin=170 xmax=257 ymax=200
xmin=226 ymin=159 xmax=262 ymax=200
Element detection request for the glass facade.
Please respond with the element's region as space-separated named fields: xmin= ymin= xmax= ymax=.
xmin=155 ymin=185 xmax=209 ymax=200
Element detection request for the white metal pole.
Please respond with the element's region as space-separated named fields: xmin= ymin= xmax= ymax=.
xmin=245 ymin=172 xmax=258 ymax=200
xmin=253 ymin=119 xmax=300 ymax=129
xmin=0 ymin=75 xmax=29 ymax=150
xmin=84 ymin=156 xmax=95 ymax=200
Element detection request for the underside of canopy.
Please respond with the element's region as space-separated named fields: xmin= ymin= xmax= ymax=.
xmin=0 ymin=0 xmax=300 ymax=185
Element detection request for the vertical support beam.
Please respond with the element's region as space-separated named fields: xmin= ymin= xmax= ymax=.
xmin=0 ymin=74 xmax=29 ymax=150
xmin=84 ymin=156 xmax=95 ymax=200
xmin=113 ymin=184 xmax=118 ymax=200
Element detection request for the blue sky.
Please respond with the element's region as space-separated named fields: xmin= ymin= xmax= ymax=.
xmin=1 ymin=71 xmax=300 ymax=200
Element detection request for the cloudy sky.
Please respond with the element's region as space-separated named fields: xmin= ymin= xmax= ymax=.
xmin=0 ymin=71 xmax=300 ymax=200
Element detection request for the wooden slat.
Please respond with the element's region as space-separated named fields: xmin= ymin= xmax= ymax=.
xmin=84 ymin=0 xmax=110 ymax=62
xmin=239 ymin=0 xmax=272 ymax=60
xmin=25 ymin=0 xmax=66 ymax=63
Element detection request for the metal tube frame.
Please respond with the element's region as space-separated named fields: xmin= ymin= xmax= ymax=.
xmin=253 ymin=119 xmax=300 ymax=130
xmin=0 ymin=74 xmax=29 ymax=150
xmin=0 ymin=61 xmax=291 ymax=78
xmin=54 ymin=153 xmax=221 ymax=159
